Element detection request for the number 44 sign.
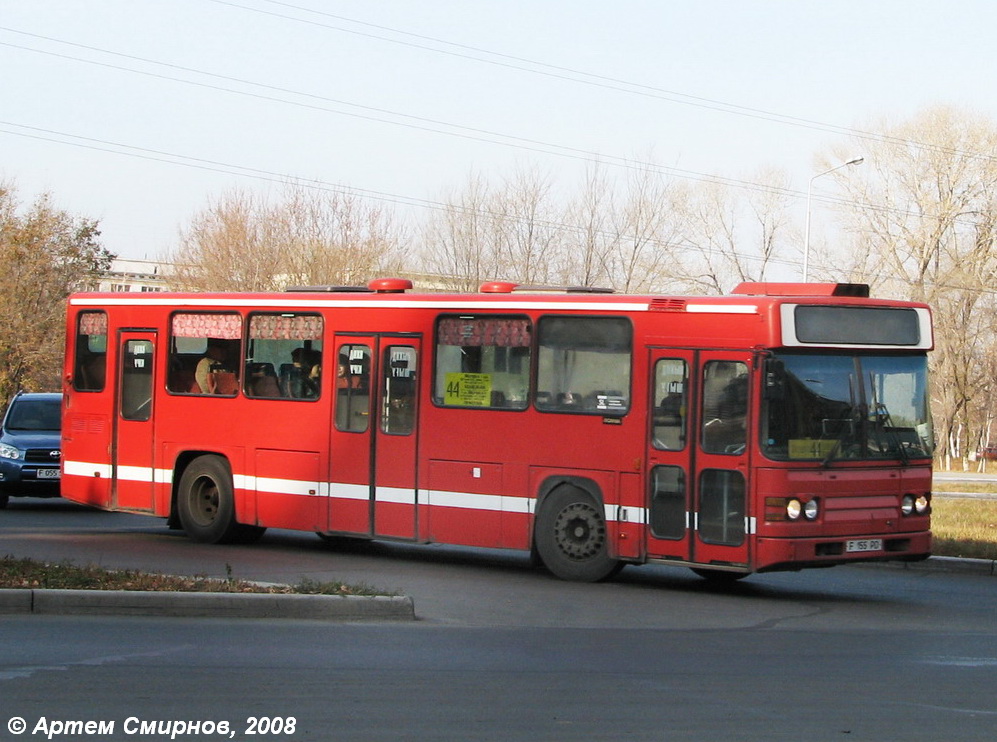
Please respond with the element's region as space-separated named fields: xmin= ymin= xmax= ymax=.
xmin=444 ymin=372 xmax=492 ymax=406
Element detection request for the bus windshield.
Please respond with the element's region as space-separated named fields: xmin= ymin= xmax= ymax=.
xmin=761 ymin=352 xmax=933 ymax=462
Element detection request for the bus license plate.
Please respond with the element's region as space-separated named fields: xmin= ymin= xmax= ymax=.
xmin=37 ymin=468 xmax=60 ymax=479
xmin=846 ymin=538 xmax=882 ymax=553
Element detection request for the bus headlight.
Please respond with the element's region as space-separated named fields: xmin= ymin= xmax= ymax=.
xmin=915 ymin=494 xmax=930 ymax=514
xmin=901 ymin=494 xmax=915 ymax=516
xmin=786 ymin=498 xmax=803 ymax=520
xmin=803 ymin=498 xmax=819 ymax=521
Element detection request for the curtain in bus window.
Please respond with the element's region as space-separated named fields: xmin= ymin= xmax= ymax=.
xmin=171 ymin=313 xmax=242 ymax=339
xmin=434 ymin=316 xmax=531 ymax=410
xmin=536 ymin=316 xmax=631 ymax=415
xmin=74 ymin=311 xmax=107 ymax=392
xmin=701 ymin=361 xmax=748 ymax=454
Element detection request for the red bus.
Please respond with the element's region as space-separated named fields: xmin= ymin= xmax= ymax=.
xmin=61 ymin=278 xmax=934 ymax=582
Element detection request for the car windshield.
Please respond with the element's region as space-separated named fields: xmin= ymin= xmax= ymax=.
xmin=761 ymin=353 xmax=933 ymax=462
xmin=6 ymin=399 xmax=62 ymax=431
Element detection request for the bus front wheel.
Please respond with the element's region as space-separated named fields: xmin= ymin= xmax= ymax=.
xmin=177 ymin=455 xmax=264 ymax=544
xmin=535 ymin=487 xmax=620 ymax=582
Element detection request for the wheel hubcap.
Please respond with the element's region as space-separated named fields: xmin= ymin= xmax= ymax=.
xmin=189 ymin=478 xmax=219 ymax=526
xmin=554 ymin=502 xmax=605 ymax=561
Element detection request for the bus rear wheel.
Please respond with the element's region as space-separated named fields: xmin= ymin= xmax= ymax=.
xmin=177 ymin=455 xmax=264 ymax=544
xmin=535 ymin=487 xmax=620 ymax=582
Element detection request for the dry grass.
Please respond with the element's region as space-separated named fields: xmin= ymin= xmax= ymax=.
xmin=0 ymin=556 xmax=386 ymax=595
xmin=930 ymin=497 xmax=997 ymax=560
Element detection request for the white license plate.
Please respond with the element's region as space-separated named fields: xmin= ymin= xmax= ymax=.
xmin=36 ymin=468 xmax=60 ymax=479
xmin=846 ymin=538 xmax=883 ymax=553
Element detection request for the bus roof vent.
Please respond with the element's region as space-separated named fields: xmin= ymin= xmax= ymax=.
xmin=285 ymin=285 xmax=372 ymax=293
xmin=368 ymin=278 xmax=413 ymax=293
xmin=650 ymin=298 xmax=687 ymax=312
xmin=732 ymin=282 xmax=870 ymax=298
xmin=512 ymin=284 xmax=615 ymax=294
xmin=480 ymin=281 xmax=519 ymax=293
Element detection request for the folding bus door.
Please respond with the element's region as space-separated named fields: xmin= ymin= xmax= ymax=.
xmin=646 ymin=349 xmax=696 ymax=562
xmin=112 ymin=331 xmax=157 ymax=512
xmin=646 ymin=349 xmax=753 ymax=569
xmin=327 ymin=334 xmax=420 ymax=540
xmin=692 ymin=351 xmax=752 ymax=568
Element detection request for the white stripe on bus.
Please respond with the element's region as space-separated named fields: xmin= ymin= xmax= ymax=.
xmin=63 ymin=461 xmax=644 ymax=523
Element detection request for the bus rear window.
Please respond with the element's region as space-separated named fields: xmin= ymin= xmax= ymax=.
xmin=433 ymin=316 xmax=531 ymax=409
xmin=536 ymin=316 xmax=631 ymax=415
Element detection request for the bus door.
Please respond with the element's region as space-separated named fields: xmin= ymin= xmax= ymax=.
xmin=112 ymin=331 xmax=157 ymax=512
xmin=327 ymin=335 xmax=420 ymax=540
xmin=646 ymin=350 xmax=695 ymax=561
xmin=693 ymin=351 xmax=752 ymax=568
xmin=646 ymin=350 xmax=752 ymax=569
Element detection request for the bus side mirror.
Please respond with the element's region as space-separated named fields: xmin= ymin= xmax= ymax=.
xmin=764 ymin=359 xmax=786 ymax=401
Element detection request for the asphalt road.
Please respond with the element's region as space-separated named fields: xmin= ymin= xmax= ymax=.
xmin=2 ymin=498 xmax=996 ymax=741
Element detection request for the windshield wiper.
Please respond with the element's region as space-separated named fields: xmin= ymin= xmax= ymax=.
xmin=822 ymin=374 xmax=861 ymax=468
xmin=871 ymin=402 xmax=910 ymax=465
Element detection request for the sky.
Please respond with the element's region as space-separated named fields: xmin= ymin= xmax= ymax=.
xmin=3 ymin=0 xmax=997 ymax=266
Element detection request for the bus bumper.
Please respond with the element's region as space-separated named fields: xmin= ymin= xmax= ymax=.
xmin=754 ymin=530 xmax=932 ymax=572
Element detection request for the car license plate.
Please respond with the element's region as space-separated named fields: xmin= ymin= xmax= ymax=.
xmin=37 ymin=468 xmax=60 ymax=479
xmin=846 ymin=538 xmax=882 ymax=553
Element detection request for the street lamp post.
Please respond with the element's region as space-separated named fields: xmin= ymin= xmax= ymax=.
xmin=803 ymin=156 xmax=864 ymax=282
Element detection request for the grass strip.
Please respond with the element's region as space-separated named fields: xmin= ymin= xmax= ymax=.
xmin=0 ymin=555 xmax=388 ymax=595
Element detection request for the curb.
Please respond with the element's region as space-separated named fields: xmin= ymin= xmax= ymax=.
xmin=0 ymin=589 xmax=415 ymax=620
xmin=859 ymin=555 xmax=996 ymax=576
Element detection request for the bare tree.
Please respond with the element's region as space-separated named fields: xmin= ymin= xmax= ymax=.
xmin=830 ymin=105 xmax=997 ymax=468
xmin=420 ymin=174 xmax=504 ymax=292
xmin=603 ymin=162 xmax=683 ymax=294
xmin=168 ymin=184 xmax=404 ymax=292
xmin=671 ymin=169 xmax=793 ymax=294
xmin=558 ymin=162 xmax=615 ymax=288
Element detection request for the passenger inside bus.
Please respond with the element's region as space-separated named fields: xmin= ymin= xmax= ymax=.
xmin=247 ymin=362 xmax=281 ymax=397
xmin=194 ymin=340 xmax=239 ymax=395
xmin=279 ymin=347 xmax=320 ymax=398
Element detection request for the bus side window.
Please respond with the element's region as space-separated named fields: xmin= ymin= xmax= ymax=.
xmin=167 ymin=313 xmax=242 ymax=396
xmin=433 ymin=316 xmax=531 ymax=410
xmin=74 ymin=311 xmax=108 ymax=392
xmin=536 ymin=316 xmax=632 ymax=415
xmin=245 ymin=314 xmax=323 ymax=400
